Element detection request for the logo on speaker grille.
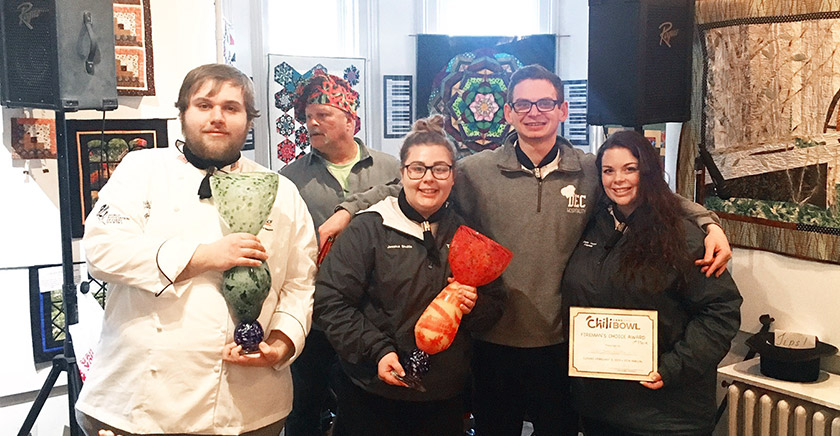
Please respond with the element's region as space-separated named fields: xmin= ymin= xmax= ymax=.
xmin=17 ymin=2 xmax=47 ymax=30
xmin=659 ymin=22 xmax=680 ymax=48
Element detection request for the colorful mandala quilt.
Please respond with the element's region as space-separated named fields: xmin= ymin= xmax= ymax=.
xmin=429 ymin=49 xmax=522 ymax=153
xmin=417 ymin=35 xmax=555 ymax=156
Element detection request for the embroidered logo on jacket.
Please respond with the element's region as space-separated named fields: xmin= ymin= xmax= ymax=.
xmin=96 ymin=204 xmax=130 ymax=225
xmin=560 ymin=185 xmax=586 ymax=213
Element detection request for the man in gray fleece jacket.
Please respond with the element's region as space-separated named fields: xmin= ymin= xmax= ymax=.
xmin=323 ymin=65 xmax=731 ymax=436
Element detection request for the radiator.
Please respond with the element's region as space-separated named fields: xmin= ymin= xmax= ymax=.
xmin=728 ymin=382 xmax=840 ymax=435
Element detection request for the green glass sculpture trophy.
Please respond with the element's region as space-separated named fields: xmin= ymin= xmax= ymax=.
xmin=211 ymin=172 xmax=279 ymax=354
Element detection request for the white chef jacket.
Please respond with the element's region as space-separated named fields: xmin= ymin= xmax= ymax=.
xmin=75 ymin=147 xmax=317 ymax=434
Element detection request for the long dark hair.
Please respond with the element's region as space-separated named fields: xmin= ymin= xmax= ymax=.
xmin=595 ymin=130 xmax=691 ymax=291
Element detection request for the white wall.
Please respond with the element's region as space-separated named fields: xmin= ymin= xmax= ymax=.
xmin=556 ymin=0 xmax=589 ymax=82
xmin=0 ymin=1 xmax=217 ymax=433
xmin=373 ymin=0 xmax=417 ymax=157
xmin=731 ymin=248 xmax=840 ymax=356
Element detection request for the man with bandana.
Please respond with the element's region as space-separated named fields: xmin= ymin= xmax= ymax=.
xmin=281 ymin=71 xmax=400 ymax=436
xmin=74 ymin=64 xmax=317 ymax=436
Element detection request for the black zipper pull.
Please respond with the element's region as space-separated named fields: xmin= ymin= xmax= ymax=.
xmin=534 ymin=167 xmax=543 ymax=213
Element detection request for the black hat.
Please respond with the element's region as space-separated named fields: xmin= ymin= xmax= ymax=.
xmin=746 ymin=332 xmax=837 ymax=382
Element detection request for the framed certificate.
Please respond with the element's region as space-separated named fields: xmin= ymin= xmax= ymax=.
xmin=568 ymin=307 xmax=658 ymax=381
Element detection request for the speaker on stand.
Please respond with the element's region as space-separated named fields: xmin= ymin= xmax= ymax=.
xmin=0 ymin=1 xmax=118 ymax=434
xmin=587 ymin=0 xmax=695 ymax=129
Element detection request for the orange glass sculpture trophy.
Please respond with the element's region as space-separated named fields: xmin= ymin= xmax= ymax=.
xmin=211 ymin=172 xmax=278 ymax=354
xmin=395 ymin=225 xmax=512 ymax=391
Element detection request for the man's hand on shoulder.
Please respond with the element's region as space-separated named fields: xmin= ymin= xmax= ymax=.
xmin=177 ymin=233 xmax=267 ymax=281
xmin=695 ymin=224 xmax=732 ymax=277
xmin=318 ymin=209 xmax=352 ymax=250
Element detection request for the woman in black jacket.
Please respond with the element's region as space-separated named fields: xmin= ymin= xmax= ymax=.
xmin=314 ymin=116 xmax=505 ymax=436
xmin=561 ymin=130 xmax=742 ymax=436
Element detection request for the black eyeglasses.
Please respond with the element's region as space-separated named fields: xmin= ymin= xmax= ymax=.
xmin=403 ymin=163 xmax=453 ymax=180
xmin=510 ymin=98 xmax=560 ymax=113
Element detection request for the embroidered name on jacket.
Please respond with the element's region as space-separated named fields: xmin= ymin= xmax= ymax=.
xmin=387 ymin=244 xmax=413 ymax=249
xmin=560 ymin=184 xmax=587 ymax=213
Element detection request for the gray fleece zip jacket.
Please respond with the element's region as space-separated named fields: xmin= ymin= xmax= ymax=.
xmin=454 ymin=134 xmax=601 ymax=346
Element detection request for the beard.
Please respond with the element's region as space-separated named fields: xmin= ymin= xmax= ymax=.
xmin=182 ymin=124 xmax=248 ymax=163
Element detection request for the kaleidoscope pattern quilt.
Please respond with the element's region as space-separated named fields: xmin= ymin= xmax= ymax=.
xmin=417 ymin=35 xmax=555 ymax=157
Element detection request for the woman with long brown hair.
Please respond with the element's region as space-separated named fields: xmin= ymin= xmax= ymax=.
xmin=561 ymin=130 xmax=742 ymax=436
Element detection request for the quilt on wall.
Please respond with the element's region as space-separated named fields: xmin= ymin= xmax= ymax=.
xmin=417 ymin=35 xmax=555 ymax=157
xmin=113 ymin=0 xmax=155 ymax=96
xmin=699 ymin=11 xmax=840 ymax=263
xmin=10 ymin=118 xmax=56 ymax=159
xmin=67 ymin=119 xmax=169 ymax=238
xmin=267 ymin=55 xmax=366 ymax=171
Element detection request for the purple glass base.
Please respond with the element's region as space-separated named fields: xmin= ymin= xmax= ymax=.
xmin=391 ymin=370 xmax=427 ymax=392
xmin=396 ymin=348 xmax=430 ymax=392
xmin=234 ymin=321 xmax=264 ymax=354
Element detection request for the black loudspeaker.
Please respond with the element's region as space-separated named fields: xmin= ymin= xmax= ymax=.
xmin=0 ymin=0 xmax=118 ymax=111
xmin=587 ymin=0 xmax=694 ymax=126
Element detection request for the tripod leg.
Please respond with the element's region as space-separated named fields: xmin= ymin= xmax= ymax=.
xmin=18 ymin=361 xmax=63 ymax=436
xmin=66 ymin=358 xmax=83 ymax=436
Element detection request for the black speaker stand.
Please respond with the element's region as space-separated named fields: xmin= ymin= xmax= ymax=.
xmin=18 ymin=111 xmax=83 ymax=436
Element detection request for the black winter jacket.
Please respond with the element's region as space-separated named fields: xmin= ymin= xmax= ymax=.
xmin=314 ymin=197 xmax=506 ymax=401
xmin=561 ymin=206 xmax=742 ymax=435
